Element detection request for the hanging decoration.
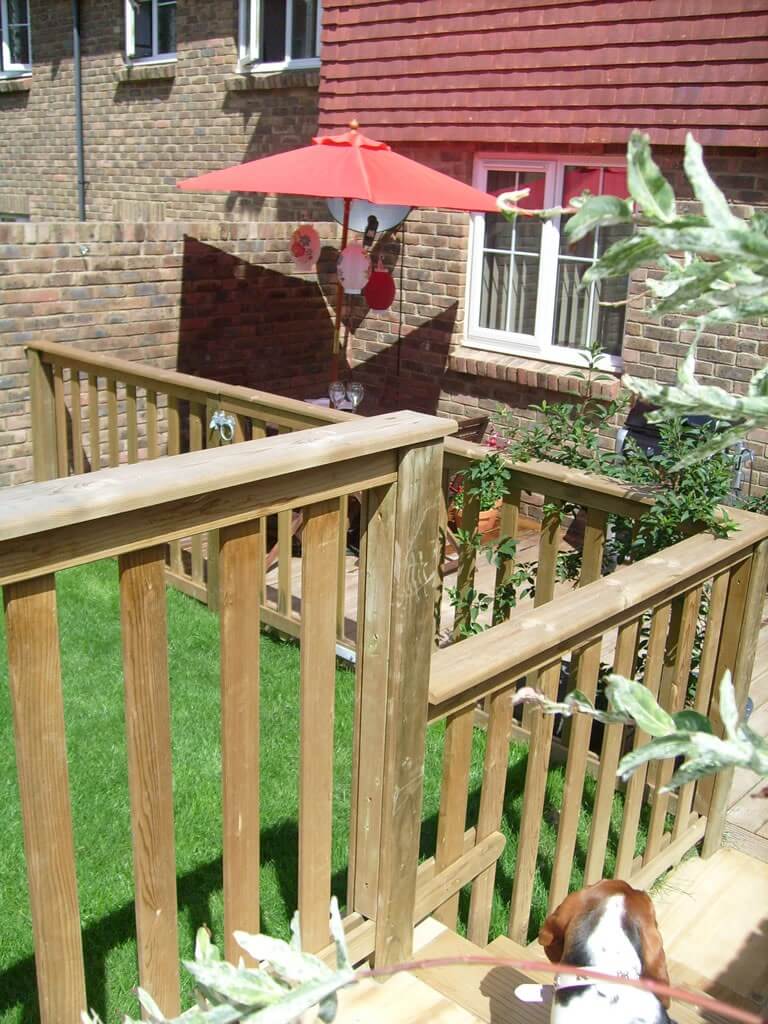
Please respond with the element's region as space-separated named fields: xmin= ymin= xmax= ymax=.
xmin=290 ymin=224 xmax=321 ymax=271
xmin=363 ymin=257 xmax=396 ymax=311
xmin=336 ymin=243 xmax=371 ymax=294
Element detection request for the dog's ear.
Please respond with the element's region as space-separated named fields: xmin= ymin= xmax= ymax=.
xmin=538 ymin=890 xmax=588 ymax=963
xmin=627 ymin=889 xmax=671 ymax=1009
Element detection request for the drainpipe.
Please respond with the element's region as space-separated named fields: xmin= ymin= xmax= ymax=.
xmin=72 ymin=0 xmax=86 ymax=220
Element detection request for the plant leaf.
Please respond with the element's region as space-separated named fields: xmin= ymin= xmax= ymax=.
xmin=672 ymin=709 xmax=713 ymax=734
xmin=582 ymin=233 xmax=665 ymax=282
xmin=717 ymin=670 xmax=739 ymax=740
xmin=606 ymin=675 xmax=676 ymax=735
xmin=627 ymin=130 xmax=677 ymax=223
xmin=683 ymin=134 xmax=743 ymax=232
xmin=662 ymin=755 xmax=723 ymax=791
xmin=617 ymin=733 xmax=694 ymax=780
xmin=564 ymin=195 xmax=634 ymax=243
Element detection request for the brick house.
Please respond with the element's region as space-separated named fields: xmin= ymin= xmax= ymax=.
xmin=2 ymin=1 xmax=768 ymax=491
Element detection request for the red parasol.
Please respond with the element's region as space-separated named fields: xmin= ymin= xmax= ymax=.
xmin=178 ymin=123 xmax=499 ymax=377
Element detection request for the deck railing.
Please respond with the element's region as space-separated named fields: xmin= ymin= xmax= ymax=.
xmin=2 ymin=410 xmax=463 ymax=1022
xmin=26 ymin=340 xmax=655 ymax=651
xmin=426 ymin=505 xmax=768 ymax=945
xmin=13 ymin=340 xmax=768 ymax=1020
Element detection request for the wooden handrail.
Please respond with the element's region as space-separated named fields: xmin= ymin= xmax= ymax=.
xmin=428 ymin=506 xmax=768 ymax=718
xmin=0 ymin=412 xmax=454 ymax=586
xmin=26 ymin=340 xmax=652 ymax=518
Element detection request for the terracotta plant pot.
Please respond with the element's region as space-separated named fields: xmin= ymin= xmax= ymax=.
xmin=452 ymin=500 xmax=502 ymax=541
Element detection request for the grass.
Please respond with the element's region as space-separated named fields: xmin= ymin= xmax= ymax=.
xmin=0 ymin=560 xmax=643 ymax=1024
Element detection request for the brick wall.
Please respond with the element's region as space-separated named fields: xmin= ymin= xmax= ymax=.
xmin=0 ymin=0 xmax=321 ymax=222
xmin=0 ymin=219 xmax=342 ymax=487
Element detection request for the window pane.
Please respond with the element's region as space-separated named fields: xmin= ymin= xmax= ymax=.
xmin=158 ymin=0 xmax=176 ymax=54
xmin=291 ymin=0 xmax=317 ymax=58
xmin=134 ymin=1 xmax=153 ymax=58
xmin=479 ymin=252 xmax=510 ymax=332
xmin=7 ymin=0 xmax=29 ymax=25
xmin=593 ymin=277 xmax=627 ymax=356
xmin=263 ymin=0 xmax=287 ymax=61
xmin=553 ymin=260 xmax=591 ymax=348
xmin=509 ymin=254 xmax=539 ymax=335
xmin=8 ymin=24 xmax=30 ymax=64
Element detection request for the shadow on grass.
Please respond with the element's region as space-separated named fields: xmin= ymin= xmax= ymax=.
xmin=0 ymin=819 xmax=349 ymax=1024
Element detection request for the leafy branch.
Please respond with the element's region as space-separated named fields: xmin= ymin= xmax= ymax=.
xmin=515 ymin=672 xmax=768 ymax=793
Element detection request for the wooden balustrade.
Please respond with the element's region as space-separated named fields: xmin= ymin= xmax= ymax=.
xmin=427 ymin=507 xmax=768 ymax=946
xmin=2 ymin=410 xmax=455 ymax=1022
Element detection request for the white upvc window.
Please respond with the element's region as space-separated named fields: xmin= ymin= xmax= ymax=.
xmin=0 ymin=0 xmax=31 ymax=75
xmin=125 ymin=0 xmax=176 ymax=63
xmin=467 ymin=156 xmax=632 ymax=368
xmin=238 ymin=0 xmax=321 ymax=72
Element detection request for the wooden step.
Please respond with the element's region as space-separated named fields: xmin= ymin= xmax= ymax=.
xmin=335 ymin=963 xmax=483 ymax=1023
xmin=410 ymin=922 xmax=550 ymax=1024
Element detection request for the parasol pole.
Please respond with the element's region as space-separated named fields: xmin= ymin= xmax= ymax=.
xmin=331 ymin=196 xmax=351 ymax=382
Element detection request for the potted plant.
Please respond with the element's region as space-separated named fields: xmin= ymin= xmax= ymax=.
xmin=449 ymin=452 xmax=510 ymax=539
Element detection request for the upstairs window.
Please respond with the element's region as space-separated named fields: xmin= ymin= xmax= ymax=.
xmin=125 ymin=0 xmax=176 ymax=63
xmin=239 ymin=0 xmax=321 ymax=71
xmin=0 ymin=0 xmax=31 ymax=75
xmin=467 ymin=157 xmax=631 ymax=368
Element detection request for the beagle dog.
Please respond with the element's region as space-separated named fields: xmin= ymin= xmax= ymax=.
xmin=538 ymin=880 xmax=673 ymax=1024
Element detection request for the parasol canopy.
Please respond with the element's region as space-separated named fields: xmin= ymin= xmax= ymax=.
xmin=178 ymin=124 xmax=499 ymax=378
xmin=177 ymin=126 xmax=499 ymax=213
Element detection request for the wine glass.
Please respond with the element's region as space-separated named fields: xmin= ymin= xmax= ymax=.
xmin=346 ymin=382 xmax=365 ymax=411
xmin=328 ymin=381 xmax=346 ymax=409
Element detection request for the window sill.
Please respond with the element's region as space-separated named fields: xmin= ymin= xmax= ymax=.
xmin=447 ymin=345 xmax=622 ymax=400
xmin=115 ymin=61 xmax=176 ymax=83
xmin=224 ymin=67 xmax=320 ymax=91
xmin=0 ymin=74 xmax=32 ymax=93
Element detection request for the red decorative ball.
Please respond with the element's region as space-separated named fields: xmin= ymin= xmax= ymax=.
xmin=363 ymin=258 xmax=396 ymax=310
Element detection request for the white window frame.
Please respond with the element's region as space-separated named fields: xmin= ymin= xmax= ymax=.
xmin=0 ymin=0 xmax=31 ymax=76
xmin=238 ymin=0 xmax=322 ymax=73
xmin=466 ymin=154 xmax=628 ymax=370
xmin=125 ymin=0 xmax=176 ymax=65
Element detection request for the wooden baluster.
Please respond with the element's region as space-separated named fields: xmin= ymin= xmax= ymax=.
xmin=508 ymin=657 xmax=562 ymax=943
xmin=547 ymin=630 xmax=603 ymax=908
xmin=126 ymin=384 xmax=138 ymax=464
xmin=433 ymin=704 xmax=475 ymax=928
xmin=453 ymin=488 xmax=480 ymax=639
xmin=88 ymin=374 xmax=100 ymax=471
xmin=71 ymin=370 xmax=84 ymax=475
xmin=337 ymin=493 xmax=349 ymax=641
xmin=277 ymin=508 xmax=293 ymax=618
xmin=4 ymin=575 xmax=87 ymax=1024
xmin=703 ymin=541 xmax=768 ymax=856
xmin=119 ymin=546 xmax=180 ymax=1015
xmin=167 ymin=395 xmax=182 ymax=575
xmin=146 ymin=389 xmax=159 ymax=459
xmin=614 ymin=602 xmax=672 ymax=879
xmin=189 ymin=402 xmax=205 ymax=588
xmin=28 ymin=349 xmax=58 ymax=482
xmin=583 ymin=618 xmax=640 ymax=884
xmin=467 ymin=684 xmax=514 ymax=945
xmin=106 ymin=377 xmax=119 ymax=468
xmin=299 ymin=499 xmax=341 ymax=952
xmin=251 ymin=420 xmax=268 ymax=605
xmin=219 ymin=518 xmax=263 ymax=962
xmin=492 ymin=486 xmax=522 ymax=625
xmin=53 ymin=363 xmax=69 ymax=477
xmin=643 ymin=588 xmax=702 ymax=863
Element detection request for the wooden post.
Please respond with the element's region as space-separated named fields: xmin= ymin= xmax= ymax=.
xmin=28 ymin=348 xmax=59 ymax=482
xmin=88 ymin=374 xmax=100 ymax=472
xmin=347 ymin=484 xmax=396 ymax=921
xmin=702 ymin=540 xmax=768 ymax=857
xmin=299 ymin=498 xmax=341 ymax=952
xmin=374 ymin=438 xmax=445 ymax=968
xmin=119 ymin=547 xmax=181 ymax=1016
xmin=4 ymin=574 xmax=87 ymax=1024
xmin=219 ymin=518 xmax=263 ymax=962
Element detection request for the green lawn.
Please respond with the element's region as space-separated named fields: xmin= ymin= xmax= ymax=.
xmin=0 ymin=560 xmax=635 ymax=1023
